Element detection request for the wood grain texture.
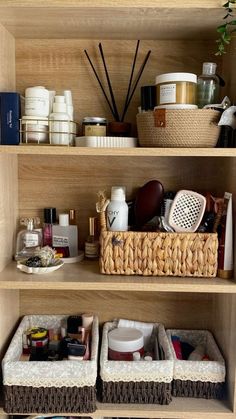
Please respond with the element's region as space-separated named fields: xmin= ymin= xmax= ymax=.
xmin=212 ymin=295 xmax=236 ymax=412
xmin=0 ymin=1 xmax=225 ymax=7
xmin=1 ymin=261 xmax=236 ymax=293
xmin=0 ymin=23 xmax=15 ymax=90
xmin=0 ymin=155 xmax=18 ymax=272
xmin=0 ymin=6 xmax=223 ymax=40
xmin=15 ymin=39 xmax=221 ymax=127
xmin=0 ymin=290 xmax=19 ymax=358
xmin=20 ymin=289 xmax=213 ymax=330
xmin=17 ymin=154 xmax=233 ymax=247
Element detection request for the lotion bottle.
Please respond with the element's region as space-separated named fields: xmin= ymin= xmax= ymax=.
xmin=49 ymin=95 xmax=70 ymax=145
xmin=106 ymin=186 xmax=128 ymax=231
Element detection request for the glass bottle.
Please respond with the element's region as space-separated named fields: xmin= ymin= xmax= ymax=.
xmin=15 ymin=217 xmax=42 ymax=260
xmin=43 ymin=207 xmax=56 ymax=247
xmin=85 ymin=217 xmax=99 ymax=259
xmin=52 ymin=213 xmax=78 ymax=258
xmin=197 ymin=62 xmax=220 ymax=108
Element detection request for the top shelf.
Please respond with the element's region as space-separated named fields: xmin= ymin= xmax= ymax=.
xmin=1 ymin=145 xmax=236 ymax=157
xmin=0 ymin=1 xmax=224 ymax=40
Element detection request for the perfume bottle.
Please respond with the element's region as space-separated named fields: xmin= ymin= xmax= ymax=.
xmin=15 ymin=217 xmax=42 ymax=260
xmin=43 ymin=207 xmax=56 ymax=246
xmin=85 ymin=217 xmax=99 ymax=259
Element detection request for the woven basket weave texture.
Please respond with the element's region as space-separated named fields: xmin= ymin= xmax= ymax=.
xmin=100 ymin=230 xmax=218 ymax=277
xmin=136 ymin=109 xmax=220 ymax=148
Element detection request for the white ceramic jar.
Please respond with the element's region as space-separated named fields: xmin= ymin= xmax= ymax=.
xmin=21 ymin=116 xmax=49 ymax=144
xmin=25 ymin=86 xmax=50 ymax=117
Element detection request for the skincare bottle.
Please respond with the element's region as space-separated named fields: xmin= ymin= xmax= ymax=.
xmin=43 ymin=207 xmax=56 ymax=247
xmin=106 ymin=186 xmax=128 ymax=231
xmin=52 ymin=213 xmax=78 ymax=258
xmin=85 ymin=217 xmax=99 ymax=259
xmin=197 ymin=63 xmax=220 ymax=108
xmin=15 ymin=217 xmax=42 ymax=260
xmin=49 ymin=96 xmax=70 ymax=145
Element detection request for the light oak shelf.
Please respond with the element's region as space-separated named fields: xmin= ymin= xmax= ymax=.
xmin=0 ymin=1 xmax=224 ymax=40
xmin=0 ymin=399 xmax=233 ymax=418
xmin=0 ymin=261 xmax=235 ymax=293
xmin=0 ymin=145 xmax=236 ymax=157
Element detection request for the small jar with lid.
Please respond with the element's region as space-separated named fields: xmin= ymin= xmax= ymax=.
xmin=155 ymin=72 xmax=197 ymax=109
xmin=82 ymin=117 xmax=107 ymax=137
xmin=21 ymin=116 xmax=49 ymax=144
xmin=108 ymin=327 xmax=144 ymax=361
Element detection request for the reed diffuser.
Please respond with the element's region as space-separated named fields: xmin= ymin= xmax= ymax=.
xmin=84 ymin=41 xmax=151 ymax=137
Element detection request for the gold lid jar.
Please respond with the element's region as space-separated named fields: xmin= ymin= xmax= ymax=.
xmin=155 ymin=72 xmax=197 ymax=109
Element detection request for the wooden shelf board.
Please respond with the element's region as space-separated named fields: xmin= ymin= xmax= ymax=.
xmin=0 ymin=261 xmax=235 ymax=292
xmin=1 ymin=145 xmax=236 ymax=157
xmin=1 ymin=398 xmax=233 ymax=418
xmin=0 ymin=2 xmax=223 ymax=40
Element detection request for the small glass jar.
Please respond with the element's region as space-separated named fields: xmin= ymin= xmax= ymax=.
xmin=82 ymin=117 xmax=107 ymax=136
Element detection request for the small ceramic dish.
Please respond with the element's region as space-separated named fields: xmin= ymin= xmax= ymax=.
xmin=17 ymin=259 xmax=64 ymax=274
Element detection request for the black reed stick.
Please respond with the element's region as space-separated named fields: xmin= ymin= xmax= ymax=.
xmin=84 ymin=49 xmax=116 ymax=120
xmin=98 ymin=42 xmax=120 ymax=122
xmin=121 ymin=40 xmax=140 ymax=123
xmin=122 ymin=50 xmax=151 ymax=122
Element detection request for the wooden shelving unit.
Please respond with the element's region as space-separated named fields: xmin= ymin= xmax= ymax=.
xmin=0 ymin=1 xmax=236 ymax=418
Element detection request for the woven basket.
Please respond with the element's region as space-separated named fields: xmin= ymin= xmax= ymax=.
xmin=166 ymin=329 xmax=225 ymax=399
xmin=99 ymin=321 xmax=174 ymax=405
xmin=136 ymin=109 xmax=221 ymax=147
xmin=98 ymin=196 xmax=218 ymax=277
xmin=2 ymin=315 xmax=99 ymax=414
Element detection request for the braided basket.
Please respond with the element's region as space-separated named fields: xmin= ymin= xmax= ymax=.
xmin=98 ymin=195 xmax=218 ymax=277
xmin=136 ymin=109 xmax=220 ymax=148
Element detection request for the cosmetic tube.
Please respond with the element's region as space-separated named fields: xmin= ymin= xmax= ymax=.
xmin=218 ymin=192 xmax=233 ymax=279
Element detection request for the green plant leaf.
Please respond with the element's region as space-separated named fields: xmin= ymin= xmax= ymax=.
xmin=229 ymin=19 xmax=236 ymax=24
xmin=223 ymin=2 xmax=230 ymax=7
xmin=217 ymin=24 xmax=227 ymax=32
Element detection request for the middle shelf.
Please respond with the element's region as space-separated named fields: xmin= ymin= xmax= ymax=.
xmin=0 ymin=260 xmax=236 ymax=292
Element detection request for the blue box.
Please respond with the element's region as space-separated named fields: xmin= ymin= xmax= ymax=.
xmin=0 ymin=92 xmax=20 ymax=145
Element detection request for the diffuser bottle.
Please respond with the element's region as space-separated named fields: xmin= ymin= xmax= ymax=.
xmin=106 ymin=186 xmax=128 ymax=231
xmin=49 ymin=96 xmax=70 ymax=145
xmin=15 ymin=218 xmax=42 ymax=260
xmin=197 ymin=63 xmax=220 ymax=108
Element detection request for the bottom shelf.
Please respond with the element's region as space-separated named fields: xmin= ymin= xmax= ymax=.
xmin=1 ymin=398 xmax=233 ymax=418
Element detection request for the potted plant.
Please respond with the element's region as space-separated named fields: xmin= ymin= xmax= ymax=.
xmin=216 ymin=1 xmax=236 ymax=55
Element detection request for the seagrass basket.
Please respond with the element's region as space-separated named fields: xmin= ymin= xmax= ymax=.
xmin=166 ymin=329 xmax=225 ymax=399
xmin=98 ymin=195 xmax=218 ymax=277
xmin=136 ymin=109 xmax=221 ymax=148
xmin=2 ymin=315 xmax=99 ymax=414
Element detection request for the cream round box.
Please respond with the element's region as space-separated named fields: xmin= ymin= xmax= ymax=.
xmin=155 ymin=72 xmax=197 ymax=109
xmin=21 ymin=116 xmax=49 ymax=144
xmin=108 ymin=327 xmax=144 ymax=361
xmin=25 ymin=86 xmax=50 ymax=117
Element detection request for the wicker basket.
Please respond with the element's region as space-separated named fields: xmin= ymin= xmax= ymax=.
xmin=2 ymin=315 xmax=99 ymax=414
xmin=166 ymin=329 xmax=225 ymax=399
xmin=98 ymin=196 xmax=218 ymax=277
xmin=99 ymin=321 xmax=174 ymax=405
xmin=136 ymin=109 xmax=221 ymax=148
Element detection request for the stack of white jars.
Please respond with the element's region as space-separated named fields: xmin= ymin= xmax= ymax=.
xmin=22 ymin=86 xmax=75 ymax=146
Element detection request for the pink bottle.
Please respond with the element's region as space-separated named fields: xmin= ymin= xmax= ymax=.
xmin=43 ymin=208 xmax=56 ymax=247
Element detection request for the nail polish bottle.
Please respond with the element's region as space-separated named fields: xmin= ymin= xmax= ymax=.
xmin=85 ymin=217 xmax=99 ymax=259
xmin=43 ymin=207 xmax=56 ymax=247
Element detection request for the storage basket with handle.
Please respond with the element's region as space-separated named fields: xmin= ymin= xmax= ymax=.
xmin=136 ymin=109 xmax=221 ymax=148
xmin=97 ymin=192 xmax=218 ymax=277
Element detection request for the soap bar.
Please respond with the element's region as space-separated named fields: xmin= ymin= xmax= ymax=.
xmin=134 ymin=180 xmax=164 ymax=227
